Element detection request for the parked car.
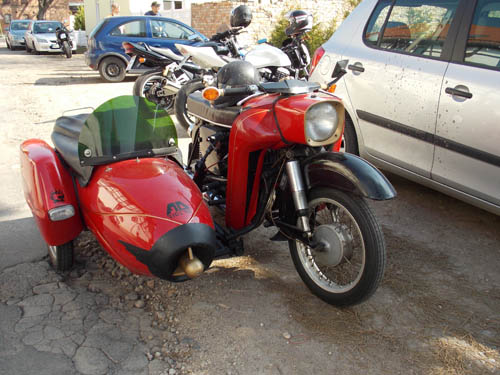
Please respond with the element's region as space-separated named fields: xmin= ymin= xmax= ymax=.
xmin=85 ymin=16 xmax=207 ymax=82
xmin=310 ymin=0 xmax=500 ymax=215
xmin=6 ymin=20 xmax=32 ymax=50
xmin=24 ymin=20 xmax=77 ymax=54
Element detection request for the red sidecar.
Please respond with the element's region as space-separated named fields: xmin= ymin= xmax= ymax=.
xmin=20 ymin=96 xmax=217 ymax=281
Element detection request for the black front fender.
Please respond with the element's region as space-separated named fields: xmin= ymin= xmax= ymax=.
xmin=303 ymin=152 xmax=396 ymax=200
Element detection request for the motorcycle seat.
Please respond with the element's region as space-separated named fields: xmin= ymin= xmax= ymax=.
xmin=150 ymin=46 xmax=184 ymax=61
xmin=186 ymin=91 xmax=240 ymax=126
xmin=52 ymin=113 xmax=93 ymax=185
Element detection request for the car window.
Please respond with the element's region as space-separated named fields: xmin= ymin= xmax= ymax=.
xmin=33 ymin=22 xmax=61 ymax=34
xmin=464 ymin=0 xmax=500 ymax=70
xmin=11 ymin=21 xmax=31 ymax=31
xmin=110 ymin=20 xmax=146 ymax=37
xmin=150 ymin=19 xmax=194 ymax=39
xmin=364 ymin=0 xmax=461 ymax=59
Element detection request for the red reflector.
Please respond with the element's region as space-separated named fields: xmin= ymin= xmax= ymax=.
xmin=310 ymin=46 xmax=325 ymax=75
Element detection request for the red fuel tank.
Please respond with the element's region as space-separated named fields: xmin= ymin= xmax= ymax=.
xmin=77 ymin=157 xmax=216 ymax=280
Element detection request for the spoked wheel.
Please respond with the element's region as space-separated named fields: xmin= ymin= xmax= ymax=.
xmin=289 ymin=187 xmax=386 ymax=306
xmin=174 ymin=80 xmax=204 ymax=131
xmin=48 ymin=241 xmax=74 ymax=271
xmin=133 ymin=72 xmax=175 ymax=113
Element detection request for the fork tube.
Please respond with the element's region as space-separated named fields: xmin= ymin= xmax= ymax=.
xmin=285 ymin=160 xmax=310 ymax=233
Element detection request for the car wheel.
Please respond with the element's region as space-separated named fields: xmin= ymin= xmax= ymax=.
xmin=6 ymin=39 xmax=12 ymax=50
xmin=99 ymin=56 xmax=126 ymax=82
xmin=25 ymin=40 xmax=32 ymax=53
xmin=342 ymin=116 xmax=359 ymax=155
xmin=33 ymin=43 xmax=40 ymax=55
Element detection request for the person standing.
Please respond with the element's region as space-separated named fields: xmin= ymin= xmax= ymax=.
xmin=108 ymin=2 xmax=120 ymax=17
xmin=145 ymin=1 xmax=162 ymax=16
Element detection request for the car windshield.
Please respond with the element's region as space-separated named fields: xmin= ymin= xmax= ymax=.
xmin=78 ymin=96 xmax=177 ymax=166
xmin=11 ymin=21 xmax=31 ymax=31
xmin=33 ymin=22 xmax=61 ymax=34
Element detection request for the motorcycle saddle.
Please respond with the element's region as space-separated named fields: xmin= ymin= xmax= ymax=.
xmin=150 ymin=46 xmax=184 ymax=61
xmin=51 ymin=113 xmax=93 ymax=185
xmin=186 ymin=91 xmax=240 ymax=126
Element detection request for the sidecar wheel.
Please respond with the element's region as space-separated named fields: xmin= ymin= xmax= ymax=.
xmin=48 ymin=242 xmax=74 ymax=271
xmin=288 ymin=188 xmax=385 ymax=307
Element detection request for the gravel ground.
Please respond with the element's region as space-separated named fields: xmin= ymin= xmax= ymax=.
xmin=0 ymin=43 xmax=499 ymax=375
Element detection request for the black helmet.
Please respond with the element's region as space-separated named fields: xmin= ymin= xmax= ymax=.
xmin=215 ymin=60 xmax=260 ymax=107
xmin=285 ymin=10 xmax=313 ymax=36
xmin=230 ymin=5 xmax=252 ymax=28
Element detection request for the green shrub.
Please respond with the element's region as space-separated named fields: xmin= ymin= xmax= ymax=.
xmin=74 ymin=6 xmax=85 ymax=31
xmin=269 ymin=11 xmax=336 ymax=56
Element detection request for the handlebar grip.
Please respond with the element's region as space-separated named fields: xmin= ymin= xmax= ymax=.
xmin=221 ymin=85 xmax=259 ymax=96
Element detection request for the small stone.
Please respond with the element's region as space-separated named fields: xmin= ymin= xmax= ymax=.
xmin=156 ymin=312 xmax=166 ymax=320
xmin=282 ymin=332 xmax=291 ymax=340
xmin=154 ymin=351 xmax=162 ymax=359
xmin=260 ymin=323 xmax=264 ymax=327
xmin=126 ymin=292 xmax=139 ymax=301
xmin=169 ymin=369 xmax=177 ymax=375
xmin=146 ymin=352 xmax=154 ymax=361
xmin=135 ymin=300 xmax=145 ymax=308
xmin=146 ymin=280 xmax=155 ymax=288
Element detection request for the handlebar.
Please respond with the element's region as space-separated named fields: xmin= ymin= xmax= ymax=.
xmin=209 ymin=27 xmax=243 ymax=42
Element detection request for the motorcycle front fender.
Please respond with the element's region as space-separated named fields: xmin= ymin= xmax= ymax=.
xmin=303 ymin=152 xmax=396 ymax=200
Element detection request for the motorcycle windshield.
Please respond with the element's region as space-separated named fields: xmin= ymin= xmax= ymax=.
xmin=78 ymin=95 xmax=177 ymax=166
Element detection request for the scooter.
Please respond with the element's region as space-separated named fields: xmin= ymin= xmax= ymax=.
xmin=20 ymin=60 xmax=396 ymax=306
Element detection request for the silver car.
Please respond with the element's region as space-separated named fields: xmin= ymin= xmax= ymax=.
xmin=310 ymin=0 xmax=500 ymax=215
xmin=6 ymin=20 xmax=32 ymax=50
xmin=24 ymin=20 xmax=77 ymax=54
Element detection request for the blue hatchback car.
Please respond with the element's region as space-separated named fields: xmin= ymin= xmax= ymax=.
xmin=85 ymin=15 xmax=207 ymax=82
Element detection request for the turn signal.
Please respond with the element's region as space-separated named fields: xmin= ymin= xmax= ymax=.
xmin=202 ymin=87 xmax=220 ymax=102
xmin=328 ymin=84 xmax=337 ymax=93
xmin=138 ymin=57 xmax=146 ymax=63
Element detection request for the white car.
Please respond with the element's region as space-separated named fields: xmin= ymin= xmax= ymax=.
xmin=310 ymin=0 xmax=500 ymax=215
xmin=24 ymin=20 xmax=77 ymax=54
xmin=6 ymin=20 xmax=32 ymax=50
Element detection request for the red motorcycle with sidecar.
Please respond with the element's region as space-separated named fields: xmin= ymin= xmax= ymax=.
xmin=20 ymin=60 xmax=395 ymax=306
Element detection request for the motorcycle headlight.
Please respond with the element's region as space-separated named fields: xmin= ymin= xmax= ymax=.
xmin=305 ymin=102 xmax=342 ymax=145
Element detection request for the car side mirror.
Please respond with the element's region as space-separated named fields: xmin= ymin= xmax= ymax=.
xmin=331 ymin=60 xmax=348 ymax=79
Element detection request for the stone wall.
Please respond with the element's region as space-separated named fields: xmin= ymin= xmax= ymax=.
xmin=191 ymin=0 xmax=351 ymax=45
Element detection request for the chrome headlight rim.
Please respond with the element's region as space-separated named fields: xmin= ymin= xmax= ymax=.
xmin=304 ymin=100 xmax=344 ymax=147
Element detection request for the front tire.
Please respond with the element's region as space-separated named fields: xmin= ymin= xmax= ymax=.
xmin=174 ymin=80 xmax=204 ymax=131
xmin=48 ymin=241 xmax=74 ymax=271
xmin=25 ymin=41 xmax=32 ymax=53
xmin=63 ymin=41 xmax=72 ymax=58
xmin=99 ymin=56 xmax=126 ymax=82
xmin=288 ymin=187 xmax=386 ymax=306
xmin=133 ymin=71 xmax=175 ymax=113
xmin=341 ymin=117 xmax=359 ymax=155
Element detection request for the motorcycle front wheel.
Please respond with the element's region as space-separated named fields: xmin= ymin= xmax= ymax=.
xmin=63 ymin=41 xmax=72 ymax=58
xmin=288 ymin=187 xmax=386 ymax=307
xmin=174 ymin=79 xmax=204 ymax=131
xmin=133 ymin=71 xmax=175 ymax=113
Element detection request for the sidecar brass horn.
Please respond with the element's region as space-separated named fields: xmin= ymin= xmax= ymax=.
xmin=173 ymin=247 xmax=204 ymax=279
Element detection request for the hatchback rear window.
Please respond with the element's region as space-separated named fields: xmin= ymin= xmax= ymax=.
xmin=364 ymin=0 xmax=461 ymax=59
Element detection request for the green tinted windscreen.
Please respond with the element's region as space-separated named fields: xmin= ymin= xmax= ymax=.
xmin=78 ymin=96 xmax=177 ymax=165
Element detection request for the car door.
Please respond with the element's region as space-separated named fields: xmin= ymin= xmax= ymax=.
xmin=342 ymin=0 xmax=463 ymax=178
xmin=148 ymin=18 xmax=198 ymax=53
xmin=105 ymin=19 xmax=148 ymax=57
xmin=432 ymin=0 xmax=500 ymax=206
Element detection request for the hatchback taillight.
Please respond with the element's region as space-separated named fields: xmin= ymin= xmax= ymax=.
xmin=310 ymin=46 xmax=325 ymax=75
xmin=122 ymin=42 xmax=134 ymax=54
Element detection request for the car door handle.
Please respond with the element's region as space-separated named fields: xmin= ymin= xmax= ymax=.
xmin=348 ymin=64 xmax=365 ymax=73
xmin=445 ymin=87 xmax=472 ymax=99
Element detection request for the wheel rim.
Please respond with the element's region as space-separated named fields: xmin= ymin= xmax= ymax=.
xmin=106 ymin=63 xmax=121 ymax=77
xmin=48 ymin=245 xmax=58 ymax=265
xmin=296 ymin=196 xmax=366 ymax=294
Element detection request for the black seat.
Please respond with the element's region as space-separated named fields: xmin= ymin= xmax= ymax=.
xmin=51 ymin=113 xmax=93 ymax=185
xmin=186 ymin=91 xmax=241 ymax=126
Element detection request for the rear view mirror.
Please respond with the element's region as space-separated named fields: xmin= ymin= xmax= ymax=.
xmin=331 ymin=60 xmax=348 ymax=79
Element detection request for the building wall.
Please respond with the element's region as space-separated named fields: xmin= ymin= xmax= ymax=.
xmin=1 ymin=0 xmax=70 ymax=32
xmin=191 ymin=0 xmax=349 ymax=44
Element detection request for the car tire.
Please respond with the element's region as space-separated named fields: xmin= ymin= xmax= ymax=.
xmin=25 ymin=40 xmax=32 ymax=53
xmin=343 ymin=116 xmax=359 ymax=155
xmin=6 ymin=39 xmax=12 ymax=50
xmin=99 ymin=56 xmax=126 ymax=82
xmin=33 ymin=43 xmax=40 ymax=55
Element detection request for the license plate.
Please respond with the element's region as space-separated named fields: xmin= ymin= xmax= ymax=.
xmin=50 ymin=44 xmax=60 ymax=49
xmin=126 ymin=56 xmax=136 ymax=71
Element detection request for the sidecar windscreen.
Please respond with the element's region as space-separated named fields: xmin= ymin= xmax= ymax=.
xmin=78 ymin=96 xmax=178 ymax=166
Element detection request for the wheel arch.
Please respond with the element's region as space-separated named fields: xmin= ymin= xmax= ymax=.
xmin=96 ymin=52 xmax=129 ymax=68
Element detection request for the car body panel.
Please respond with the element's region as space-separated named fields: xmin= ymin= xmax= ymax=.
xmin=310 ymin=0 xmax=500 ymax=215
xmin=84 ymin=16 xmax=206 ymax=73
